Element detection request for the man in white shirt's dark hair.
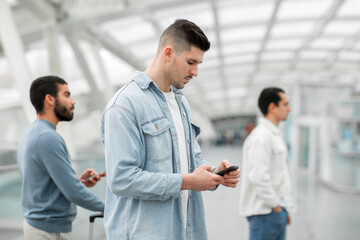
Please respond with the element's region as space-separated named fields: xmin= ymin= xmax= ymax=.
xmin=239 ymin=87 xmax=296 ymax=240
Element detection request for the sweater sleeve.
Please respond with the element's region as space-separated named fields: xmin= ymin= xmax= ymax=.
xmin=36 ymin=132 xmax=104 ymax=212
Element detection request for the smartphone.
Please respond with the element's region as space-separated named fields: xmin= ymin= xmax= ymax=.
xmin=216 ymin=165 xmax=239 ymax=176
xmin=85 ymin=171 xmax=106 ymax=181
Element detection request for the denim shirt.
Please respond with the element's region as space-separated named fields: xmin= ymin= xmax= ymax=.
xmin=100 ymin=71 xmax=210 ymax=240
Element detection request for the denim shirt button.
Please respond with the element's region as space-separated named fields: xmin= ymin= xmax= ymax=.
xmin=183 ymin=112 xmax=186 ymax=117
xmin=187 ymin=222 xmax=191 ymax=227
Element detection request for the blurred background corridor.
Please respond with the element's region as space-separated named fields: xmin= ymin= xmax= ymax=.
xmin=1 ymin=0 xmax=360 ymax=239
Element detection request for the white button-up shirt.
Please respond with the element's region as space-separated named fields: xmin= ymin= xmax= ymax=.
xmin=239 ymin=118 xmax=296 ymax=216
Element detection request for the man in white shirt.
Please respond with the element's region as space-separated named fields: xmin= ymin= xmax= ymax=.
xmin=239 ymin=87 xmax=296 ymax=240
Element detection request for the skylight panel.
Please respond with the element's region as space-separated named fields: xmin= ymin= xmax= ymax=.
xmin=337 ymin=0 xmax=360 ymax=17
xmin=271 ymin=22 xmax=315 ymax=38
xmin=227 ymin=76 xmax=248 ymax=86
xmin=297 ymin=60 xmax=324 ymax=70
xmin=154 ymin=2 xmax=213 ymax=30
xmin=299 ymin=50 xmax=329 ymax=59
xmin=260 ymin=62 xmax=290 ymax=72
xmin=333 ymin=62 xmax=358 ymax=71
xmin=277 ymin=0 xmax=333 ymax=20
xmin=266 ymin=39 xmax=303 ymax=50
xmin=25 ymin=48 xmax=49 ymax=79
xmin=104 ymin=19 xmax=156 ymax=45
xmin=310 ymin=38 xmax=346 ymax=49
xmin=222 ymin=42 xmax=261 ymax=55
xmin=128 ymin=41 xmax=158 ymax=61
xmin=261 ymin=52 xmax=294 ymax=61
xmin=338 ymin=51 xmax=360 ymax=61
xmin=323 ymin=20 xmax=360 ymax=36
xmin=226 ymin=64 xmax=255 ymax=74
xmin=225 ymin=54 xmax=256 ymax=65
xmin=218 ymin=1 xmax=274 ymax=25
xmin=99 ymin=48 xmax=136 ymax=85
xmin=221 ymin=25 xmax=266 ymax=43
xmin=253 ymin=73 xmax=275 ymax=83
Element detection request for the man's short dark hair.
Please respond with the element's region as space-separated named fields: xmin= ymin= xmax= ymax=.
xmin=158 ymin=19 xmax=210 ymax=53
xmin=258 ymin=87 xmax=285 ymax=116
xmin=30 ymin=76 xmax=67 ymax=113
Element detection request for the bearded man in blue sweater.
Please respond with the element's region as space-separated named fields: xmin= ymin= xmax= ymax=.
xmin=17 ymin=76 xmax=105 ymax=240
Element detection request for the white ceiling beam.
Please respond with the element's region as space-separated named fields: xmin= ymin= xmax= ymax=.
xmin=290 ymin=0 xmax=346 ymax=70
xmin=59 ymin=0 xmax=210 ymax=32
xmin=86 ymin=26 xmax=146 ymax=71
xmin=142 ymin=12 xmax=163 ymax=38
xmin=325 ymin=30 xmax=360 ymax=69
xmin=18 ymin=0 xmax=57 ymax=21
xmin=0 ymin=0 xmax=35 ymax=122
xmin=254 ymin=0 xmax=283 ymax=71
xmin=64 ymin=32 xmax=106 ymax=110
xmin=210 ymin=0 xmax=229 ymax=111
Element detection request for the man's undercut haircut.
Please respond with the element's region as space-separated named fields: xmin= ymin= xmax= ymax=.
xmin=258 ymin=87 xmax=285 ymax=116
xmin=158 ymin=19 xmax=210 ymax=54
xmin=30 ymin=75 xmax=67 ymax=113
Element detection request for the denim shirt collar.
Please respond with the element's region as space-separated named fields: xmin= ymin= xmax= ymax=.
xmin=133 ymin=71 xmax=183 ymax=96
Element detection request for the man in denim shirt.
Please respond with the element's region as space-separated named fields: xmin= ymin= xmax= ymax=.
xmin=101 ymin=19 xmax=240 ymax=240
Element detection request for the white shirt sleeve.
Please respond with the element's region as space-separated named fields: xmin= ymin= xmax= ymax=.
xmin=246 ymin=138 xmax=281 ymax=208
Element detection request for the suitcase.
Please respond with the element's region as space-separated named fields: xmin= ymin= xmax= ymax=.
xmin=89 ymin=213 xmax=104 ymax=240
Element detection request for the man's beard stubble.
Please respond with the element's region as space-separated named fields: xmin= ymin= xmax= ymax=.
xmin=54 ymin=100 xmax=74 ymax=121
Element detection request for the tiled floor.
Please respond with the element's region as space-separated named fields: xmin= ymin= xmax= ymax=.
xmin=1 ymin=145 xmax=359 ymax=240
xmin=202 ymin=146 xmax=360 ymax=240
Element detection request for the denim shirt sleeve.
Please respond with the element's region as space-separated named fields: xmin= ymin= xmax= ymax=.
xmin=191 ymin=123 xmax=208 ymax=168
xmin=102 ymin=103 xmax=182 ymax=201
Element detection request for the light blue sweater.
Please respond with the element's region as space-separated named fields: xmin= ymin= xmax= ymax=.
xmin=17 ymin=119 xmax=104 ymax=233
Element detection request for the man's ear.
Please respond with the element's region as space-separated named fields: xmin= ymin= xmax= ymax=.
xmin=44 ymin=94 xmax=55 ymax=107
xmin=163 ymin=46 xmax=174 ymax=62
xmin=268 ymin=102 xmax=276 ymax=114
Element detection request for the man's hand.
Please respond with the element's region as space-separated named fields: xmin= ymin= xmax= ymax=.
xmin=287 ymin=215 xmax=291 ymax=225
xmin=272 ymin=205 xmax=282 ymax=213
xmin=182 ymin=164 xmax=224 ymax=191
xmin=212 ymin=160 xmax=240 ymax=188
xmin=272 ymin=206 xmax=291 ymax=225
xmin=79 ymin=169 xmax=106 ymax=187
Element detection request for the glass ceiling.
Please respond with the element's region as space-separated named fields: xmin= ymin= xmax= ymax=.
xmin=1 ymin=0 xmax=360 ymax=119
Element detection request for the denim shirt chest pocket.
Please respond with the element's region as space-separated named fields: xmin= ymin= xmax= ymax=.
xmin=141 ymin=118 xmax=173 ymax=172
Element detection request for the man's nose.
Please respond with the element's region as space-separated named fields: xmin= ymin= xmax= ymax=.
xmin=190 ymin=65 xmax=198 ymax=77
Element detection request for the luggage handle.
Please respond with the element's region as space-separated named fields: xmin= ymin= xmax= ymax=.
xmin=89 ymin=213 xmax=104 ymax=240
xmin=90 ymin=213 xmax=104 ymax=223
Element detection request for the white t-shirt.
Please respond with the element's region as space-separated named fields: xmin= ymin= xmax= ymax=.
xmin=163 ymin=90 xmax=189 ymax=226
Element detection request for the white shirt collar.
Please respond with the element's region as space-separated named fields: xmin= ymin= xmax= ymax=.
xmin=258 ymin=117 xmax=281 ymax=135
